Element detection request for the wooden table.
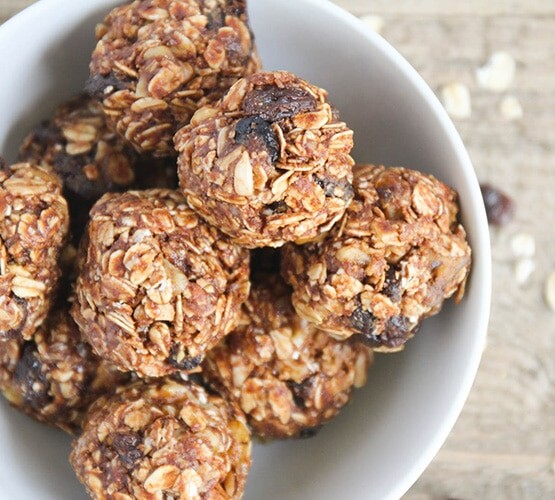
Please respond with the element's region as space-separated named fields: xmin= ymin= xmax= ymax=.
xmin=2 ymin=1 xmax=554 ymax=498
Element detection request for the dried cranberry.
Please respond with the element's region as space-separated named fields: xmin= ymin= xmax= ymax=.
xmin=480 ymin=183 xmax=515 ymax=226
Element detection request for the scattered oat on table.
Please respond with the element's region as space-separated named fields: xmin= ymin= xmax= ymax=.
xmin=476 ymin=51 xmax=516 ymax=92
xmin=543 ymin=271 xmax=555 ymax=312
xmin=359 ymin=14 xmax=385 ymax=34
xmin=510 ymin=232 xmax=535 ymax=259
xmin=441 ymin=83 xmax=472 ymax=119
xmin=513 ymin=258 xmax=535 ymax=286
xmin=500 ymin=95 xmax=523 ymax=121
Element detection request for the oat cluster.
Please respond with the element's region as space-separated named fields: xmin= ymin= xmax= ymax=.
xmin=282 ymin=165 xmax=472 ymax=350
xmin=175 ymin=71 xmax=355 ymax=248
xmin=88 ymin=0 xmax=261 ymax=157
xmin=0 ymin=163 xmax=69 ymax=342
xmin=0 ymin=308 xmax=129 ymax=434
xmin=72 ymin=189 xmax=250 ymax=377
xmin=70 ymin=379 xmax=251 ymax=499
xmin=204 ymin=275 xmax=372 ymax=439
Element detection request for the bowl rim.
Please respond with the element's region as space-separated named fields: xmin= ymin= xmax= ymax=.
xmin=0 ymin=1 xmax=492 ymax=499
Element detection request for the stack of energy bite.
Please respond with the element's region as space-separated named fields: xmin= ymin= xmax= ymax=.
xmin=0 ymin=0 xmax=472 ymax=498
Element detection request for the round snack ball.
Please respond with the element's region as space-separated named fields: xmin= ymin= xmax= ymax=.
xmin=203 ymin=275 xmax=372 ymax=439
xmin=282 ymin=164 xmax=472 ymax=350
xmin=0 ymin=162 xmax=69 ymax=342
xmin=174 ymin=70 xmax=355 ymax=248
xmin=70 ymin=379 xmax=251 ymax=499
xmin=87 ymin=0 xmax=261 ymax=157
xmin=71 ymin=189 xmax=251 ymax=378
xmin=0 ymin=308 xmax=130 ymax=434
xmin=19 ymin=95 xmax=177 ymax=241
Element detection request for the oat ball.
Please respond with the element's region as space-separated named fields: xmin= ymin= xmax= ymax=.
xmin=19 ymin=95 xmax=177 ymax=241
xmin=282 ymin=165 xmax=472 ymax=350
xmin=71 ymin=189 xmax=250 ymax=378
xmin=174 ymin=70 xmax=355 ymax=248
xmin=87 ymin=0 xmax=261 ymax=157
xmin=0 ymin=308 xmax=129 ymax=434
xmin=0 ymin=162 xmax=69 ymax=342
xmin=204 ymin=275 xmax=372 ymax=439
xmin=70 ymin=378 xmax=251 ymax=499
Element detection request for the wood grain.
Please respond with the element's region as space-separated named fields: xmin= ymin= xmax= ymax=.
xmin=1 ymin=1 xmax=555 ymax=499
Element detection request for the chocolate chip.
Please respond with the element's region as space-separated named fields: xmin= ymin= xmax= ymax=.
xmin=235 ymin=116 xmax=280 ymax=163
xmin=13 ymin=343 xmax=51 ymax=410
xmin=350 ymin=307 xmax=377 ymax=336
xmin=167 ymin=346 xmax=202 ymax=371
xmin=480 ymin=183 xmax=515 ymax=226
xmin=0 ymin=157 xmax=6 ymax=172
xmin=382 ymin=265 xmax=402 ymax=303
xmin=243 ymin=85 xmax=318 ymax=122
xmin=359 ymin=316 xmax=413 ymax=349
xmin=299 ymin=426 xmax=322 ymax=439
xmin=112 ymin=432 xmax=143 ymax=469
xmin=84 ymin=74 xmax=127 ymax=99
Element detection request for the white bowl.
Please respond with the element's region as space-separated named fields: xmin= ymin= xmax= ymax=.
xmin=0 ymin=1 xmax=491 ymax=499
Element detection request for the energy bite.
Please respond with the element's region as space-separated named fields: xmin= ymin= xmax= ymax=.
xmin=204 ymin=275 xmax=372 ymax=439
xmin=71 ymin=189 xmax=250 ymax=378
xmin=0 ymin=308 xmax=129 ymax=434
xmin=87 ymin=0 xmax=261 ymax=157
xmin=175 ymin=70 xmax=355 ymax=248
xmin=282 ymin=164 xmax=472 ymax=350
xmin=0 ymin=162 xmax=69 ymax=342
xmin=70 ymin=379 xmax=251 ymax=499
xmin=19 ymin=95 xmax=176 ymax=241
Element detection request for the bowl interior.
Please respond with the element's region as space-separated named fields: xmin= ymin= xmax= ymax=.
xmin=0 ymin=1 xmax=491 ymax=499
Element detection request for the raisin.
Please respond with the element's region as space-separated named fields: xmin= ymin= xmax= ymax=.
xmin=167 ymin=345 xmax=202 ymax=371
xmin=207 ymin=1 xmax=246 ymax=29
xmin=382 ymin=265 xmax=402 ymax=303
xmin=358 ymin=316 xmax=413 ymax=349
xmin=299 ymin=426 xmax=322 ymax=439
xmin=84 ymin=74 xmax=127 ymax=99
xmin=243 ymin=85 xmax=317 ymax=122
xmin=13 ymin=343 xmax=51 ymax=410
xmin=235 ymin=116 xmax=280 ymax=163
xmin=112 ymin=432 xmax=143 ymax=469
xmin=267 ymin=200 xmax=288 ymax=214
xmin=480 ymin=183 xmax=515 ymax=226
xmin=287 ymin=378 xmax=314 ymax=408
xmin=315 ymin=177 xmax=336 ymax=197
xmin=350 ymin=307 xmax=377 ymax=335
